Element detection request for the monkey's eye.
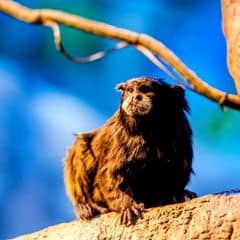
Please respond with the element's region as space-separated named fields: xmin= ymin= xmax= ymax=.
xmin=126 ymin=87 xmax=133 ymax=93
xmin=139 ymin=86 xmax=152 ymax=93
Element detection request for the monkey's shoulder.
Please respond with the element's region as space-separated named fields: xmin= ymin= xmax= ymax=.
xmin=65 ymin=130 xmax=99 ymax=172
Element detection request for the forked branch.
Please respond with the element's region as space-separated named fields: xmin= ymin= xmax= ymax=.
xmin=1 ymin=0 xmax=240 ymax=109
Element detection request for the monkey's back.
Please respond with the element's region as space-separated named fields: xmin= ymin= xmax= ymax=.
xmin=64 ymin=131 xmax=98 ymax=206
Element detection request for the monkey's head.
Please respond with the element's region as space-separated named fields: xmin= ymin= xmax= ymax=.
xmin=116 ymin=77 xmax=189 ymax=118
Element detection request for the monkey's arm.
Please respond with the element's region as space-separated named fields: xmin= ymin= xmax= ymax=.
xmin=65 ymin=132 xmax=105 ymax=219
xmin=95 ymin=165 xmax=144 ymax=225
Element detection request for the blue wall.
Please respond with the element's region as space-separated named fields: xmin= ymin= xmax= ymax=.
xmin=0 ymin=0 xmax=239 ymax=238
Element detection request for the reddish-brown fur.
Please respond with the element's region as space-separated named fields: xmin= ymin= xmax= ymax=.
xmin=64 ymin=77 xmax=195 ymax=225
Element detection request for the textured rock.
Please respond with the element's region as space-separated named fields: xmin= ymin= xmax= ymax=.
xmin=14 ymin=193 xmax=240 ymax=240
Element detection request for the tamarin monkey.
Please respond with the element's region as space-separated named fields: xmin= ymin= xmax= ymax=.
xmin=64 ymin=77 xmax=196 ymax=225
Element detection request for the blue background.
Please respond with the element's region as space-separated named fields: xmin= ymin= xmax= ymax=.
xmin=0 ymin=0 xmax=239 ymax=238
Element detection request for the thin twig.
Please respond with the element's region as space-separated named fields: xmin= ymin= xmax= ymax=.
xmin=44 ymin=20 xmax=129 ymax=63
xmin=135 ymin=45 xmax=193 ymax=90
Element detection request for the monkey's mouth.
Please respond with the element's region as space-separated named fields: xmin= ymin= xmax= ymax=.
xmin=122 ymin=97 xmax=152 ymax=117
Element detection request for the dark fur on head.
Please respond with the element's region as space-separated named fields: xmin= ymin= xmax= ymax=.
xmin=117 ymin=78 xmax=189 ymax=113
xmin=64 ymin=76 xmax=194 ymax=225
xmin=116 ymin=77 xmax=190 ymax=134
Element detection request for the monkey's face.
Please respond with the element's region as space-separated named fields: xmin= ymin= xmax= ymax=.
xmin=116 ymin=78 xmax=156 ymax=117
xmin=116 ymin=77 xmax=189 ymax=118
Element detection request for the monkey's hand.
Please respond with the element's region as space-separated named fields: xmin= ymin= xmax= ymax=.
xmin=96 ymin=169 xmax=145 ymax=225
xmin=75 ymin=201 xmax=109 ymax=220
xmin=75 ymin=203 xmax=94 ymax=220
xmin=120 ymin=201 xmax=145 ymax=226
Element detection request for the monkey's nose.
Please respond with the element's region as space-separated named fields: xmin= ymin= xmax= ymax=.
xmin=135 ymin=95 xmax=142 ymax=101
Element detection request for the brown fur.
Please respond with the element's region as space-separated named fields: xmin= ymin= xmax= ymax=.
xmin=64 ymin=77 xmax=195 ymax=225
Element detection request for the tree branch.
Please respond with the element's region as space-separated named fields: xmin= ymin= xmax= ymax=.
xmin=14 ymin=194 xmax=240 ymax=240
xmin=222 ymin=0 xmax=240 ymax=94
xmin=1 ymin=0 xmax=240 ymax=109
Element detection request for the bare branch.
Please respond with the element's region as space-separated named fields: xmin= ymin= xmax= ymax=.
xmin=1 ymin=0 xmax=240 ymax=109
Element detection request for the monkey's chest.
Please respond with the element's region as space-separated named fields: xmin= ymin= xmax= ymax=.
xmin=120 ymin=155 xmax=175 ymax=207
xmin=120 ymin=147 xmax=173 ymax=189
xmin=121 ymin=155 xmax=172 ymax=181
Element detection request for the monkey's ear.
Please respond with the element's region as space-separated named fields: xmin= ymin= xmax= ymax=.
xmin=115 ymin=82 xmax=126 ymax=92
xmin=170 ymin=85 xmax=185 ymax=97
xmin=170 ymin=85 xmax=190 ymax=112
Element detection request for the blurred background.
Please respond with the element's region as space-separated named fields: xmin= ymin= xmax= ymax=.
xmin=0 ymin=0 xmax=239 ymax=238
